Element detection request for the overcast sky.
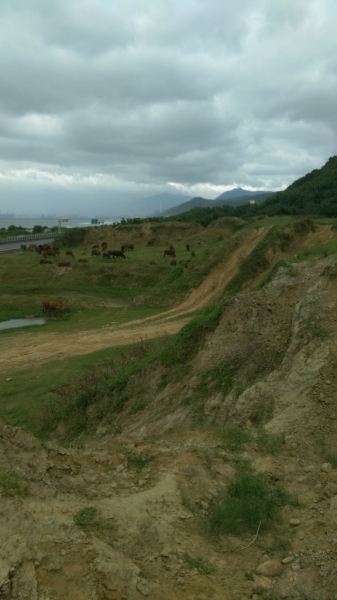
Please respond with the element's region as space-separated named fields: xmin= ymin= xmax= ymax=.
xmin=0 ymin=0 xmax=336 ymax=216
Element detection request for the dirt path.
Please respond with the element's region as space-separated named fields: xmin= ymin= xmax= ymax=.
xmin=0 ymin=228 xmax=268 ymax=373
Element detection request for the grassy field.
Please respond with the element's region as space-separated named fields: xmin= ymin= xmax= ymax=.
xmin=0 ymin=226 xmax=233 ymax=332
xmin=0 ymin=339 xmax=166 ymax=438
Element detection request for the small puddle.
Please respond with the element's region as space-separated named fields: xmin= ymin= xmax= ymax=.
xmin=105 ymin=299 xmax=130 ymax=307
xmin=0 ymin=318 xmax=46 ymax=331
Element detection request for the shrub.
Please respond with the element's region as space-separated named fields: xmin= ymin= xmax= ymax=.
xmin=207 ymin=471 xmax=298 ymax=536
xmin=0 ymin=465 xmax=28 ymax=496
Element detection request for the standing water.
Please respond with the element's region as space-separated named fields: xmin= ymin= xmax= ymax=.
xmin=0 ymin=318 xmax=46 ymax=331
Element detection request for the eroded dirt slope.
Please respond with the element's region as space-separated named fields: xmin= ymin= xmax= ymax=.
xmin=2 ymin=253 xmax=337 ymax=599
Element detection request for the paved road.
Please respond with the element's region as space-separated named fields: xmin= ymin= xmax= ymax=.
xmin=0 ymin=237 xmax=56 ymax=254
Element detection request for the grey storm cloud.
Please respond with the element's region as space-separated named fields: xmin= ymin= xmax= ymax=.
xmin=0 ymin=0 xmax=336 ymax=214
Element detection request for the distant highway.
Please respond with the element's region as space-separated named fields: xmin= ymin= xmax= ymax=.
xmin=0 ymin=236 xmax=57 ymax=254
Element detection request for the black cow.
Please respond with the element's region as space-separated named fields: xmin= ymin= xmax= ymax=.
xmin=108 ymin=250 xmax=126 ymax=259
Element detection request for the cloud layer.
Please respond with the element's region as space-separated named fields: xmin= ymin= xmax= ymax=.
xmin=0 ymin=0 xmax=336 ymax=214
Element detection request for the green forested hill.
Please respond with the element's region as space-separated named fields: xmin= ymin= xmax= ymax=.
xmin=261 ymin=156 xmax=337 ymax=216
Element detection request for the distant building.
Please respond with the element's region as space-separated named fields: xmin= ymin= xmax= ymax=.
xmin=0 ymin=212 xmax=16 ymax=219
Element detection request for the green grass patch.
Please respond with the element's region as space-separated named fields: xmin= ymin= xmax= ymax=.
xmin=127 ymin=454 xmax=150 ymax=471
xmin=256 ymin=428 xmax=284 ymax=454
xmin=0 ymin=465 xmax=28 ymax=496
xmin=74 ymin=506 xmax=116 ymax=546
xmin=207 ymin=471 xmax=299 ymax=536
xmin=197 ymin=355 xmax=242 ymax=397
xmin=161 ymin=300 xmax=224 ymax=367
xmin=224 ymin=226 xmax=293 ymax=296
xmin=179 ymin=552 xmax=215 ymax=575
xmin=220 ymin=427 xmax=253 ymax=453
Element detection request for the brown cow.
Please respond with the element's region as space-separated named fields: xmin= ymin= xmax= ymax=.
xmin=57 ymin=261 xmax=71 ymax=267
xmin=121 ymin=243 xmax=134 ymax=251
xmin=169 ymin=244 xmax=175 ymax=252
xmin=164 ymin=249 xmax=176 ymax=258
xmin=149 ymin=260 xmax=157 ymax=265
xmin=42 ymin=244 xmax=50 ymax=251
xmin=42 ymin=299 xmax=67 ymax=313
xmin=186 ymin=244 xmax=190 ymax=251
xmin=102 ymin=252 xmax=110 ymax=259
xmin=66 ymin=250 xmax=75 ymax=258
xmin=101 ymin=241 xmax=108 ymax=250
xmin=147 ymin=237 xmax=156 ymax=246
xmin=42 ymin=248 xmax=60 ymax=256
xmin=92 ymin=244 xmax=99 ymax=250
xmin=78 ymin=258 xmax=88 ymax=263
xmin=170 ymin=259 xmax=177 ymax=266
xmin=28 ymin=244 xmax=37 ymax=251
xmin=191 ymin=251 xmax=195 ymax=257
xmin=40 ymin=259 xmax=52 ymax=264
xmin=79 ymin=246 xmax=87 ymax=254
xmin=92 ymin=249 xmax=101 ymax=257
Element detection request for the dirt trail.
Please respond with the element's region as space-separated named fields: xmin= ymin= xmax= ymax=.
xmin=0 ymin=228 xmax=268 ymax=373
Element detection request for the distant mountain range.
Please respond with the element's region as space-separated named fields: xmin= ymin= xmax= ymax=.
xmin=161 ymin=188 xmax=274 ymax=217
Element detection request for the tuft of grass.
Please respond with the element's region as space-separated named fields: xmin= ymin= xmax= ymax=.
xmin=127 ymin=454 xmax=150 ymax=471
xmin=180 ymin=553 xmax=215 ymax=574
xmin=220 ymin=427 xmax=253 ymax=453
xmin=206 ymin=471 xmax=299 ymax=536
xmin=256 ymin=428 xmax=284 ymax=455
xmin=197 ymin=355 xmax=242 ymax=398
xmin=0 ymin=465 xmax=28 ymax=496
xmin=74 ymin=506 xmax=116 ymax=546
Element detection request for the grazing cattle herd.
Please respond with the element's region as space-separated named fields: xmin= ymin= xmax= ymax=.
xmin=30 ymin=240 xmax=195 ymax=268
xmin=28 ymin=239 xmax=196 ymax=316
